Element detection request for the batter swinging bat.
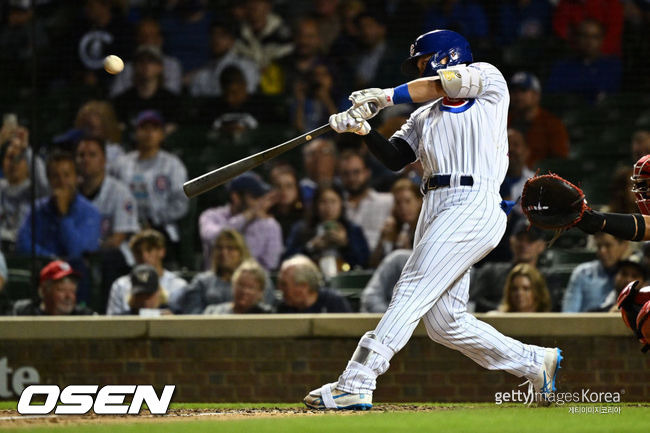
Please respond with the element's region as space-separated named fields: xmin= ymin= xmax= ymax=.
xmin=183 ymin=103 xmax=377 ymax=199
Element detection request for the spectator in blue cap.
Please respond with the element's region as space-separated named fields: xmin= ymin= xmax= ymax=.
xmin=199 ymin=172 xmax=283 ymax=271
xmin=508 ymin=71 xmax=570 ymax=168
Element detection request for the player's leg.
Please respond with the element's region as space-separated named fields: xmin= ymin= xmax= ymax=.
xmin=422 ymin=271 xmax=545 ymax=378
xmin=305 ymin=191 xmax=505 ymax=409
xmin=422 ymin=270 xmax=563 ymax=399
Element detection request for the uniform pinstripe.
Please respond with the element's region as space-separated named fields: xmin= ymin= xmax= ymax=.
xmin=337 ymin=62 xmax=547 ymax=394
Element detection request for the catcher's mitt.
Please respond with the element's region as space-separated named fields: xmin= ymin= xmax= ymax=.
xmin=521 ymin=173 xmax=589 ymax=230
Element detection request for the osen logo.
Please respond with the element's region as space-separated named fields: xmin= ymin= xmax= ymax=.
xmin=17 ymin=385 xmax=176 ymax=415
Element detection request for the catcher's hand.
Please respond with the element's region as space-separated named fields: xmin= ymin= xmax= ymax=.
xmin=521 ymin=173 xmax=589 ymax=230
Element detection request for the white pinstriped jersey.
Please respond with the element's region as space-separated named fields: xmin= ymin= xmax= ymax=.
xmin=392 ymin=62 xmax=509 ymax=188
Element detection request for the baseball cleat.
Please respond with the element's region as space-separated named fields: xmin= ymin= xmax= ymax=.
xmin=303 ymin=382 xmax=373 ymax=410
xmin=531 ymin=347 xmax=563 ymax=405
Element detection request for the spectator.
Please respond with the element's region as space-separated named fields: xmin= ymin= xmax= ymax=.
xmin=562 ymin=232 xmax=630 ymax=312
xmin=0 ymin=0 xmax=50 ymax=91
xmin=112 ymin=110 xmax=188 ymax=246
xmin=631 ymin=128 xmax=650 ymax=162
xmin=269 ymin=163 xmax=305 ymax=244
xmin=591 ymin=253 xmax=647 ymax=312
xmin=233 ymin=0 xmax=293 ymax=70
xmin=284 ymin=183 xmax=369 ymax=278
xmin=177 ymin=228 xmax=276 ymax=314
xmin=111 ymin=46 xmax=181 ymax=127
xmin=339 ymin=150 xmax=393 ymax=252
xmin=422 ymin=0 xmax=488 ymax=40
xmin=204 ymin=259 xmax=274 ymax=314
xmin=369 ymin=178 xmax=421 ymax=268
xmin=125 ymin=264 xmax=172 ymax=316
xmin=299 ymin=138 xmax=338 ymax=206
xmin=74 ymin=100 xmax=125 ymax=171
xmin=160 ymin=0 xmax=213 ymax=74
xmin=110 ymin=17 xmax=183 ymax=97
xmin=469 ymin=219 xmax=548 ymax=312
xmin=106 ymin=229 xmax=186 ymax=315
xmin=12 ymin=260 xmax=94 ymax=316
xmin=352 ymin=12 xmax=402 ymax=88
xmin=546 ymin=18 xmax=622 ymax=103
xmin=76 ymin=135 xmax=139 ymax=249
xmin=199 ymin=172 xmax=282 ymax=270
xmin=607 ymin=166 xmax=637 ymax=214
xmin=276 ymin=255 xmax=352 ymax=313
xmin=189 ymin=19 xmax=259 ymax=97
xmin=17 ymin=151 xmax=101 ymax=260
xmin=0 ymin=250 xmax=6 ymax=293
xmin=72 ymin=0 xmax=132 ymax=91
xmin=292 ymin=62 xmax=342 ymax=132
xmin=508 ymin=72 xmax=570 ymax=168
xmin=311 ymin=0 xmax=342 ymax=52
xmin=206 ymin=66 xmax=279 ymax=139
xmin=0 ymin=130 xmax=47 ymax=249
xmin=499 ymin=129 xmax=535 ymax=215
xmin=361 ymin=249 xmax=411 ymax=313
xmin=552 ymin=0 xmax=623 ymax=56
xmin=497 ymin=0 xmax=551 ymax=47
xmin=281 ymin=17 xmax=327 ymax=92
xmin=496 ymin=263 xmax=551 ymax=313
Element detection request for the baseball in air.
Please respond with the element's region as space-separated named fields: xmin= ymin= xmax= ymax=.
xmin=103 ymin=55 xmax=124 ymax=74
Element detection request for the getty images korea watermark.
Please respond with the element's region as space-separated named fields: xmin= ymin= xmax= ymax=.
xmin=495 ymin=384 xmax=624 ymax=414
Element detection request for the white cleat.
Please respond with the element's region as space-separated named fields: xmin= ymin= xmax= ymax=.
xmin=303 ymin=382 xmax=373 ymax=410
xmin=524 ymin=347 xmax=563 ymax=405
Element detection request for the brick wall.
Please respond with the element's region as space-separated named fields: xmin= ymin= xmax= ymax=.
xmin=1 ymin=333 xmax=649 ymax=403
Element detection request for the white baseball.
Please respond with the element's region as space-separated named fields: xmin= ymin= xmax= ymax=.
xmin=103 ymin=55 xmax=124 ymax=75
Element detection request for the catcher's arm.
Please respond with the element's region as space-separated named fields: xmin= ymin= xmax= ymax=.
xmin=577 ymin=210 xmax=648 ymax=242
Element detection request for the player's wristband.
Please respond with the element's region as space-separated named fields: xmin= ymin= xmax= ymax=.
xmin=390 ymin=84 xmax=413 ymax=105
xmin=600 ymin=212 xmax=646 ymax=242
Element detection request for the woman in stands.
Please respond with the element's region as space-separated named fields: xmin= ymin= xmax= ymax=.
xmin=284 ymin=183 xmax=369 ymax=278
xmin=176 ymin=229 xmax=275 ymax=313
xmin=497 ymin=264 xmax=551 ymax=313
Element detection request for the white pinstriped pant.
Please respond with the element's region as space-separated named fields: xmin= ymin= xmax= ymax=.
xmin=337 ymin=185 xmax=547 ymax=393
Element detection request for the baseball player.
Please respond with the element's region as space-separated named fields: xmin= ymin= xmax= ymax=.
xmin=303 ymin=30 xmax=563 ymax=410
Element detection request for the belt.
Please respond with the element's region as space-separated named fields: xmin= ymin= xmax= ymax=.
xmin=421 ymin=175 xmax=474 ymax=194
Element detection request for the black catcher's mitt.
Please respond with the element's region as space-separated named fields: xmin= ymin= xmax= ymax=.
xmin=521 ymin=173 xmax=589 ymax=230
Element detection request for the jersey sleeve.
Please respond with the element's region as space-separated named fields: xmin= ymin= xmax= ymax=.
xmin=470 ymin=62 xmax=509 ymax=104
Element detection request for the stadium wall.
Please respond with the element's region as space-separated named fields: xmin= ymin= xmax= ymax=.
xmin=0 ymin=314 xmax=648 ymax=403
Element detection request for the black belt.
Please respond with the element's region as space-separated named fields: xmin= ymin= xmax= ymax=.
xmin=421 ymin=175 xmax=474 ymax=194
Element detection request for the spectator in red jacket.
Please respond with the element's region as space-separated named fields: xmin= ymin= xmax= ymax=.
xmin=552 ymin=0 xmax=623 ymax=56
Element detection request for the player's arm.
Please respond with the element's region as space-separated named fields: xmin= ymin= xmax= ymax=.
xmin=347 ymin=66 xmax=483 ymax=118
xmin=576 ymin=209 xmax=649 ymax=241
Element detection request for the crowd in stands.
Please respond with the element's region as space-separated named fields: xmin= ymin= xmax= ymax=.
xmin=1 ymin=0 xmax=650 ymax=317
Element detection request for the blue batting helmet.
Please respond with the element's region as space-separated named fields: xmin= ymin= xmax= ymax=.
xmin=401 ymin=30 xmax=473 ymax=78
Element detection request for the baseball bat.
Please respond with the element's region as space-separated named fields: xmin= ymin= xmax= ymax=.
xmin=183 ymin=124 xmax=331 ymax=198
xmin=182 ymin=103 xmax=377 ymax=199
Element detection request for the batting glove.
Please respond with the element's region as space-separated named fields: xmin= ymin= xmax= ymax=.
xmin=349 ymin=88 xmax=394 ymax=118
xmin=329 ymin=111 xmax=370 ymax=136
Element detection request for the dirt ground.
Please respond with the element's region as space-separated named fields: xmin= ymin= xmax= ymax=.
xmin=0 ymin=404 xmax=463 ymax=428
